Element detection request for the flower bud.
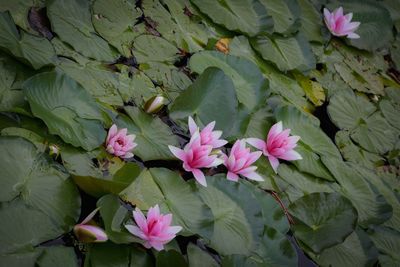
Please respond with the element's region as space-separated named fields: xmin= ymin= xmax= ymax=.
xmin=144 ymin=96 xmax=167 ymax=114
xmin=73 ymin=208 xmax=108 ymax=243
xmin=49 ymin=144 xmax=60 ymax=158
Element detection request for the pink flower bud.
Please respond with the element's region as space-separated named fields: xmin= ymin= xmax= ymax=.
xmin=73 ymin=208 xmax=108 ymax=243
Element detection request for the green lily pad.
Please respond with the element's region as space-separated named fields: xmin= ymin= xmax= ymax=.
xmin=23 ymin=71 xmax=108 ymax=151
xmin=322 ymin=157 xmax=393 ymax=228
xmin=189 ymin=51 xmax=267 ymax=110
xmin=0 ymin=11 xmax=55 ymax=69
xmin=0 ymin=137 xmax=80 ymax=254
xmin=47 ymin=0 xmax=116 ymax=62
xmin=169 ymin=67 xmax=238 ymax=136
xmin=289 ymin=192 xmax=357 ymax=253
xmin=251 ymin=33 xmax=316 ymax=72
xmin=191 ymin=0 xmax=273 ymax=37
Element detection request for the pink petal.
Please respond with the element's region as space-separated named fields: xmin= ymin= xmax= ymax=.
xmin=246 ymin=138 xmax=266 ymax=151
xmin=125 ymin=225 xmax=147 ymax=240
xmin=323 ymin=8 xmax=331 ymax=22
xmin=147 ymin=204 xmax=160 ymax=223
xmin=188 ymin=116 xmax=198 ymax=136
xmin=133 ymin=209 xmax=148 ymax=233
xmin=150 ymin=241 xmax=164 ymax=251
xmin=202 ymin=121 xmax=216 ymax=134
xmin=268 ymin=121 xmax=283 ymax=141
xmin=106 ymin=124 xmax=118 ymax=143
xmin=227 ymin=171 xmax=239 ymax=182
xmin=245 ymin=151 xmax=262 ymax=166
xmin=268 ymin=155 xmax=280 ymax=173
xmin=279 ymin=150 xmax=303 ymax=161
xmin=192 ymin=169 xmax=207 ymax=187
xmin=333 ymin=7 xmax=343 ymax=20
xmin=347 ymin=32 xmax=360 ymax=39
xmin=345 ymin=12 xmax=353 ymax=22
xmin=212 ymin=139 xmax=228 ymax=148
xmin=81 ymin=207 xmax=100 ymax=224
xmin=168 ymin=145 xmax=187 ymax=161
xmin=121 ymin=152 xmax=134 ymax=159
xmin=242 ymin=171 xmax=263 ymax=181
xmin=167 ymin=226 xmax=183 ymax=235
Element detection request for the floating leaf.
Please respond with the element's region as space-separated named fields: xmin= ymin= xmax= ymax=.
xmin=0 ymin=11 xmax=55 ymax=69
xmin=0 ymin=137 xmax=80 ymax=254
xmin=313 ymin=230 xmax=379 ymax=267
xmin=322 ymin=157 xmax=393 ymax=228
xmin=23 ymin=71 xmax=107 ymax=151
xmin=251 ymin=33 xmax=316 ymax=72
xmin=191 ymin=0 xmax=273 ymax=37
xmin=189 ymin=51 xmax=267 ymax=110
xmin=289 ymin=192 xmax=357 ymax=253
xmin=197 ymin=177 xmax=264 ymax=256
xmin=169 ymin=67 xmax=238 ymax=136
xmin=47 ymin=0 xmax=116 ymax=61
xmin=259 ymin=0 xmax=301 ymax=34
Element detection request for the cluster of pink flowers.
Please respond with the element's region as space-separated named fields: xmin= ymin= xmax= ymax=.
xmin=169 ymin=117 xmax=302 ymax=187
xmin=74 ymin=5 xmax=360 ymax=253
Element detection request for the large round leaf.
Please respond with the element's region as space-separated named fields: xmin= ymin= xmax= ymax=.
xmin=47 ymin=0 xmax=116 ymax=61
xmin=169 ymin=67 xmax=238 ymax=136
xmin=313 ymin=230 xmax=378 ymax=267
xmin=289 ymin=192 xmax=357 ymax=253
xmin=23 ymin=71 xmax=108 ymax=151
xmin=189 ymin=51 xmax=267 ymax=110
xmin=191 ymin=0 xmax=273 ymax=37
xmin=196 ymin=176 xmax=264 ymax=256
xmin=322 ymin=157 xmax=393 ymax=228
xmin=251 ymin=33 xmax=316 ymax=72
xmin=0 ymin=136 xmax=80 ymax=254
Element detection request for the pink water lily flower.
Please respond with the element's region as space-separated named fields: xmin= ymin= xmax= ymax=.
xmin=323 ymin=7 xmax=360 ymax=39
xmin=106 ymin=124 xmax=137 ymax=159
xmin=188 ymin=116 xmax=227 ymax=148
xmin=169 ymin=131 xmax=224 ymax=187
xmin=223 ymin=140 xmax=263 ymax=182
xmin=246 ymin=121 xmax=302 ymax=173
xmin=73 ymin=208 xmax=108 ymax=243
xmin=125 ymin=204 xmax=182 ymax=251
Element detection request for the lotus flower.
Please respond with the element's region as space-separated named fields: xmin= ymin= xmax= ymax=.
xmin=223 ymin=140 xmax=263 ymax=182
xmin=188 ymin=116 xmax=227 ymax=148
xmin=246 ymin=121 xmax=302 ymax=173
xmin=323 ymin=7 xmax=360 ymax=39
xmin=125 ymin=204 xmax=182 ymax=251
xmin=106 ymin=124 xmax=137 ymax=159
xmin=169 ymin=131 xmax=224 ymax=187
xmin=73 ymin=208 xmax=108 ymax=243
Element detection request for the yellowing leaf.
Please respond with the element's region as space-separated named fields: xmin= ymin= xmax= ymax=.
xmin=293 ymin=72 xmax=325 ymax=106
